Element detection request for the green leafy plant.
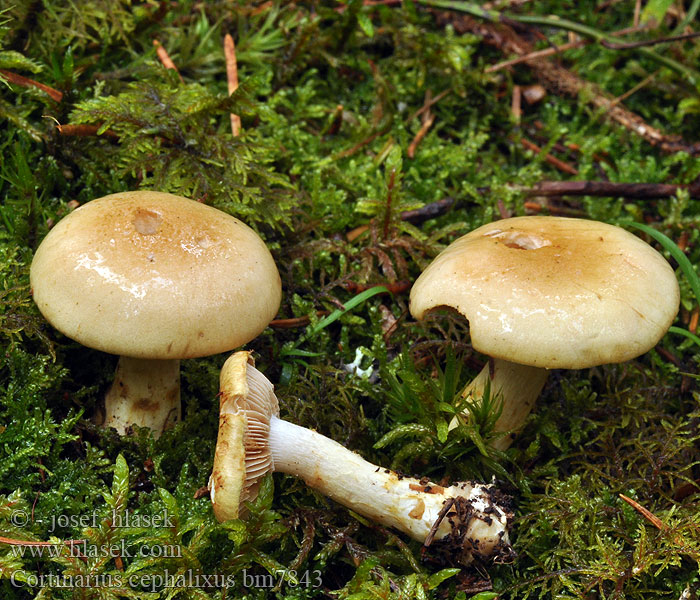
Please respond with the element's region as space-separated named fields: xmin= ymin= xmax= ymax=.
xmin=626 ymin=221 xmax=700 ymax=348
xmin=375 ymin=348 xmax=509 ymax=481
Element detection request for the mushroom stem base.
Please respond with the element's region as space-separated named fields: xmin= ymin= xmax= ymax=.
xmin=457 ymin=359 xmax=548 ymax=450
xmin=101 ymin=357 xmax=181 ymax=436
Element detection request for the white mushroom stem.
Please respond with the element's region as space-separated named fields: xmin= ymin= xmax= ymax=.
xmin=268 ymin=416 xmax=513 ymax=564
xmin=455 ymin=358 xmax=548 ymax=450
xmin=101 ymin=357 xmax=181 ymax=435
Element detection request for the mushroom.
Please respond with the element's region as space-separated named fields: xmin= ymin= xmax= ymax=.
xmin=30 ymin=191 xmax=281 ymax=435
xmin=410 ymin=216 xmax=679 ymax=449
xmin=209 ymin=351 xmax=515 ymax=566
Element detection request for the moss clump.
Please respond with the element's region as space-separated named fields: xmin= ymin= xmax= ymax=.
xmin=1 ymin=0 xmax=699 ymax=598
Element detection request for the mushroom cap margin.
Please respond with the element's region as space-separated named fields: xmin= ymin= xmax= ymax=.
xmin=410 ymin=216 xmax=680 ymax=369
xmin=210 ymin=351 xmax=279 ymax=521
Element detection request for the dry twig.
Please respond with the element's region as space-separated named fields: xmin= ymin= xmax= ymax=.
xmin=436 ymin=13 xmax=700 ymax=155
xmin=407 ymin=102 xmax=436 ymax=158
xmin=54 ymin=123 xmax=119 ymax=139
xmin=520 ymin=137 xmax=579 ymax=175
xmin=422 ymin=498 xmax=454 ymax=549
xmin=511 ymin=84 xmax=522 ymax=123
xmin=529 ymin=180 xmax=700 ymax=198
xmin=269 ymin=312 xmax=330 ymax=329
xmin=344 ymin=280 xmax=411 ymax=295
xmin=400 ymin=197 xmax=457 ymax=223
xmin=392 ymin=179 xmax=698 ymax=225
xmin=485 ymin=40 xmax=585 ymax=73
xmin=689 ymin=307 xmax=698 ymax=334
xmin=601 ymin=30 xmax=700 ymax=49
xmin=406 ymin=88 xmax=451 ymax=122
xmin=619 ymin=494 xmax=664 ymax=529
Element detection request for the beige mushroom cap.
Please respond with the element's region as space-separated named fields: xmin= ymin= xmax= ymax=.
xmin=30 ymin=191 xmax=282 ymax=359
xmin=410 ymin=216 xmax=679 ymax=369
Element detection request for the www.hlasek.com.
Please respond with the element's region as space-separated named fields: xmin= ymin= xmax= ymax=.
xmin=10 ymin=569 xmax=324 ymax=592
xmin=10 ymin=538 xmax=182 ymax=560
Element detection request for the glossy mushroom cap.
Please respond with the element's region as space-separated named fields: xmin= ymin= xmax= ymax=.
xmin=30 ymin=191 xmax=282 ymax=359
xmin=410 ymin=216 xmax=679 ymax=369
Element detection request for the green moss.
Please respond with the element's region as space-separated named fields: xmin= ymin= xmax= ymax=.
xmin=1 ymin=1 xmax=699 ymax=598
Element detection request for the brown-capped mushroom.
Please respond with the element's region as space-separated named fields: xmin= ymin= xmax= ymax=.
xmin=209 ymin=352 xmax=515 ymax=566
xmin=410 ymin=216 xmax=679 ymax=449
xmin=30 ymin=191 xmax=281 ymax=435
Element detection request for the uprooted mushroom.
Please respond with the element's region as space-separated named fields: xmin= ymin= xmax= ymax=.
xmin=209 ymin=351 xmax=515 ymax=566
xmin=410 ymin=216 xmax=680 ymax=449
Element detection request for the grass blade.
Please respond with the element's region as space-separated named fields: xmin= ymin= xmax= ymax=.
xmin=668 ymin=325 xmax=700 ymax=348
xmin=624 ymin=221 xmax=700 ymax=308
xmin=307 ymin=286 xmax=390 ymax=336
